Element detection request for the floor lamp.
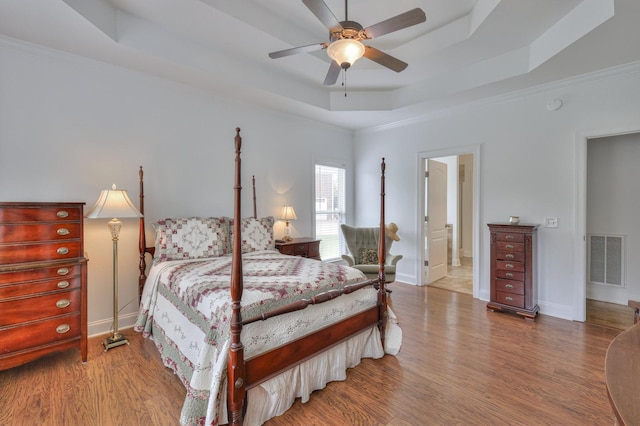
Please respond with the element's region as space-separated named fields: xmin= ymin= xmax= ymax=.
xmin=86 ymin=184 xmax=142 ymax=351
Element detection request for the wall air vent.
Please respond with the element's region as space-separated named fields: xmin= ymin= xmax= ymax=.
xmin=588 ymin=234 xmax=625 ymax=287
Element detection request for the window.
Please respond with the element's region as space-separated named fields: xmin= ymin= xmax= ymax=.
xmin=314 ymin=164 xmax=346 ymax=260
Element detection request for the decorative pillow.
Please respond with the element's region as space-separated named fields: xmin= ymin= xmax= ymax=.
xmin=229 ymin=216 xmax=275 ymax=253
xmin=358 ymin=248 xmax=379 ymax=265
xmin=154 ymin=217 xmax=230 ymax=262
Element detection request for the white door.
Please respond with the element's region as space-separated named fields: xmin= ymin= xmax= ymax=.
xmin=426 ymin=159 xmax=448 ymax=284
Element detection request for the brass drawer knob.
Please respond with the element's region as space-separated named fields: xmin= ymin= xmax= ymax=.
xmin=505 ymin=244 xmax=514 ymax=249
xmin=506 ymin=235 xmax=514 ymax=240
xmin=56 ymin=299 xmax=71 ymax=309
xmin=506 ymin=297 xmax=514 ymax=302
xmin=57 ymin=247 xmax=69 ymax=255
xmin=505 ymin=284 xmax=514 ymax=289
xmin=505 ymin=264 xmax=514 ymax=269
xmin=57 ymin=228 xmax=70 ymax=236
xmin=57 ymin=280 xmax=70 ymax=289
xmin=506 ymin=254 xmax=514 ymax=259
xmin=56 ymin=210 xmax=69 ymax=218
xmin=56 ymin=324 xmax=71 ymax=334
xmin=57 ymin=267 xmax=70 ymax=276
xmin=505 ymin=273 xmax=514 ymax=278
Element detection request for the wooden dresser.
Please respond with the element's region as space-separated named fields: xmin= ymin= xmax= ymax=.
xmin=486 ymin=223 xmax=539 ymax=320
xmin=275 ymin=237 xmax=321 ymax=260
xmin=0 ymin=202 xmax=88 ymax=370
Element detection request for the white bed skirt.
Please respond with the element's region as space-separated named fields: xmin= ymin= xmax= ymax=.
xmin=218 ymin=310 xmax=402 ymax=425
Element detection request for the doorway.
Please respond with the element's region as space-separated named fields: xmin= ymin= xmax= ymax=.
xmin=583 ymin=133 xmax=640 ymax=329
xmin=576 ymin=126 xmax=640 ymax=322
xmin=418 ymin=146 xmax=480 ymax=298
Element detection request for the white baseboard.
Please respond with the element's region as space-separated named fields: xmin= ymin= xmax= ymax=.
xmin=395 ymin=272 xmax=418 ymax=285
xmin=537 ymin=300 xmax=574 ymax=321
xmin=88 ymin=312 xmax=139 ymax=338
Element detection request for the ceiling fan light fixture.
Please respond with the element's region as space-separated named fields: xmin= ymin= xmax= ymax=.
xmin=327 ymin=38 xmax=365 ymax=69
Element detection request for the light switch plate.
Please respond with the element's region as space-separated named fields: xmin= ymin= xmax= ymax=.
xmin=545 ymin=217 xmax=558 ymax=228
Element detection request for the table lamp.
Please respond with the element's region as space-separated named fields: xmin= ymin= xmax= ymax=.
xmin=279 ymin=205 xmax=297 ymax=241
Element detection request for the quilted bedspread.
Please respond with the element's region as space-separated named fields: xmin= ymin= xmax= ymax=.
xmin=134 ymin=250 xmax=382 ymax=425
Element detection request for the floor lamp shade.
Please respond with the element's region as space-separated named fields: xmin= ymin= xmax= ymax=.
xmin=86 ymin=184 xmax=142 ymax=351
xmin=86 ymin=184 xmax=143 ymax=220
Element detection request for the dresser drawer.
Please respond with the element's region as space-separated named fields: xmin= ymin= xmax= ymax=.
xmin=496 ymin=291 xmax=524 ymax=308
xmin=496 ymin=232 xmax=524 ymax=243
xmin=293 ymin=243 xmax=309 ymax=256
xmin=0 ymin=313 xmax=81 ymax=354
xmin=0 ymin=241 xmax=82 ymax=264
xmin=496 ymin=241 xmax=524 ymax=252
xmin=307 ymin=241 xmax=320 ymax=259
xmin=278 ymin=245 xmax=296 ymax=256
xmin=497 ymin=250 xmax=524 ymax=262
xmin=0 ymin=206 xmax=82 ymax=223
xmin=0 ymin=274 xmax=82 ymax=299
xmin=279 ymin=243 xmax=310 ymax=257
xmin=0 ymin=262 xmax=82 ymax=285
xmin=0 ymin=223 xmax=81 ymax=243
xmin=496 ymin=260 xmax=524 ymax=273
xmin=495 ymin=278 xmax=524 ymax=295
xmin=0 ymin=289 xmax=81 ymax=327
xmin=496 ymin=269 xmax=524 ymax=281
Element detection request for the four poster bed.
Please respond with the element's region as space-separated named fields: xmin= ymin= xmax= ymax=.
xmin=134 ymin=128 xmax=401 ymax=425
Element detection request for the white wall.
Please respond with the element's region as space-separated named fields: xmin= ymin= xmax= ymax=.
xmin=0 ymin=41 xmax=354 ymax=336
xmin=353 ymin=65 xmax=640 ymax=320
xmin=587 ymin=133 xmax=640 ymax=304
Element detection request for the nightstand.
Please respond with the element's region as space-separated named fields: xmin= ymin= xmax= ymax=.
xmin=275 ymin=237 xmax=321 ymax=260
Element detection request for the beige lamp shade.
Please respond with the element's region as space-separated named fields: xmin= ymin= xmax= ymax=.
xmin=86 ymin=184 xmax=142 ymax=219
xmin=279 ymin=205 xmax=297 ymax=221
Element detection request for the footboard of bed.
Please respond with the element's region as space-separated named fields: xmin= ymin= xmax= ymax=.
xmin=245 ymin=306 xmax=380 ymax=388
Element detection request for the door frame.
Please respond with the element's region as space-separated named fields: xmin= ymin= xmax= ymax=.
xmin=574 ymin=125 xmax=640 ymax=321
xmin=417 ymin=144 xmax=481 ymax=298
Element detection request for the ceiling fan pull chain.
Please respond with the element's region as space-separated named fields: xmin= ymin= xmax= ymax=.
xmin=343 ymin=69 xmax=348 ymax=97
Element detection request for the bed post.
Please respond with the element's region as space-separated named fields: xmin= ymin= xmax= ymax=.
xmin=378 ymin=158 xmax=388 ymax=349
xmin=228 ymin=128 xmax=246 ymax=425
xmin=138 ymin=166 xmax=147 ymax=300
xmin=252 ymin=175 xmax=257 ymax=219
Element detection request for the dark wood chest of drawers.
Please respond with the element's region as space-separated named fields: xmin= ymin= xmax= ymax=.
xmin=487 ymin=223 xmax=539 ymax=320
xmin=275 ymin=237 xmax=321 ymax=260
xmin=0 ymin=202 xmax=88 ymax=370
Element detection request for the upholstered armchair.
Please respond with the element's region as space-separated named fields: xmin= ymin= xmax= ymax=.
xmin=340 ymin=224 xmax=403 ymax=283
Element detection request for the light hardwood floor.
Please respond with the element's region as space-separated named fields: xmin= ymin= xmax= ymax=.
xmin=0 ymin=283 xmax=627 ymax=425
xmin=427 ymin=257 xmax=632 ymax=331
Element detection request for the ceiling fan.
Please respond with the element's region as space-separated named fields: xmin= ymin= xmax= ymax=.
xmin=268 ymin=0 xmax=427 ymax=86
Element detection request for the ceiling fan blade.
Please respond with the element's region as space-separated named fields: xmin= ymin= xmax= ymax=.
xmin=302 ymin=0 xmax=343 ymax=31
xmin=364 ymin=8 xmax=426 ymax=39
xmin=323 ymin=60 xmax=341 ymax=85
xmin=363 ymin=46 xmax=408 ymax=72
xmin=269 ymin=42 xmax=328 ymax=59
